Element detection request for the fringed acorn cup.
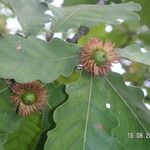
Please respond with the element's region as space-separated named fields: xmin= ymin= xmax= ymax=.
xmin=10 ymin=81 xmax=48 ymax=116
xmin=80 ymin=38 xmax=118 ymax=75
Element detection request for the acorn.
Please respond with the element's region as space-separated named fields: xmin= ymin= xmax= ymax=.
xmin=10 ymin=81 xmax=47 ymax=116
xmin=80 ymin=38 xmax=118 ymax=75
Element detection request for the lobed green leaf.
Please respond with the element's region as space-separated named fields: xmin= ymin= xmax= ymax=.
xmin=0 ymin=79 xmax=20 ymax=145
xmin=4 ymin=114 xmax=43 ymax=150
xmin=118 ymin=44 xmax=150 ymax=66
xmin=1 ymin=0 xmax=49 ymax=35
xmin=0 ymin=35 xmax=80 ymax=83
xmin=49 ymin=2 xmax=141 ymax=32
xmin=34 ymin=83 xmax=67 ymax=150
xmin=45 ymin=72 xmax=150 ymax=150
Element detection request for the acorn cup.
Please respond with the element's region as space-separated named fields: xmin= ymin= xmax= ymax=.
xmin=80 ymin=38 xmax=118 ymax=75
xmin=10 ymin=81 xmax=48 ymax=116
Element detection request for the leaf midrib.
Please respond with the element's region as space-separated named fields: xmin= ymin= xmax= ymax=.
xmin=0 ymin=54 xmax=79 ymax=63
xmin=83 ymin=76 xmax=93 ymax=150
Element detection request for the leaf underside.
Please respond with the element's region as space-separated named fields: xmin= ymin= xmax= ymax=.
xmin=49 ymin=2 xmax=141 ymax=32
xmin=0 ymin=35 xmax=80 ymax=83
xmin=118 ymin=44 xmax=150 ymax=66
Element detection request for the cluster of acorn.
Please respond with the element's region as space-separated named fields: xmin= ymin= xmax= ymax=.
xmin=8 ymin=38 xmax=118 ymax=117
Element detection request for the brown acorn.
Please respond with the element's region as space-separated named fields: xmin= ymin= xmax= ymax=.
xmin=80 ymin=38 xmax=118 ymax=75
xmin=10 ymin=81 xmax=47 ymax=116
